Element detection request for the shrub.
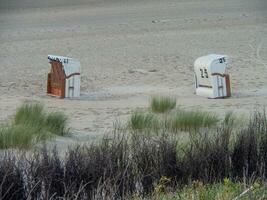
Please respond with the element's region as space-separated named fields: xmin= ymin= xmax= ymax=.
xmin=180 ymin=128 xmax=231 ymax=183
xmin=0 ymin=154 xmax=26 ymax=200
xmin=231 ymin=111 xmax=267 ymax=179
xmin=2 ymin=107 xmax=267 ymax=199
xmin=150 ymin=96 xmax=176 ymax=113
xmin=64 ymin=134 xmax=135 ymax=199
xmin=0 ymin=133 xmax=180 ymax=199
xmin=131 ymin=133 xmax=180 ymax=194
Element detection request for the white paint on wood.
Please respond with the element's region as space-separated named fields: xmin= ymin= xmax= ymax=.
xmin=194 ymin=54 xmax=231 ymax=98
xmin=48 ymin=55 xmax=81 ymax=98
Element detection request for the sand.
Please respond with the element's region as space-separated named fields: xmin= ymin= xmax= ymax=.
xmin=0 ymin=0 xmax=267 ymax=149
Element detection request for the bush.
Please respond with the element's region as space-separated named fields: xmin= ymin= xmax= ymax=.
xmin=0 ymin=154 xmax=26 ymax=200
xmin=180 ymin=128 xmax=231 ymax=183
xmin=232 ymin=111 xmax=267 ymax=179
xmin=0 ymin=102 xmax=69 ymax=149
xmin=131 ymin=133 xmax=180 ymax=194
xmin=2 ymin=107 xmax=267 ymax=199
xmin=64 ymin=134 xmax=135 ymax=199
xmin=0 ymin=134 xmax=135 ymax=200
xmin=0 ymin=120 xmax=267 ymax=199
xmin=150 ymin=96 xmax=176 ymax=113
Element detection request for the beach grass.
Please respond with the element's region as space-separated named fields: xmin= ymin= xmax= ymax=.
xmin=14 ymin=102 xmax=46 ymax=127
xmin=150 ymin=96 xmax=176 ymax=113
xmin=1 ymin=110 xmax=267 ymax=199
xmin=45 ymin=112 xmax=69 ymax=136
xmin=2 ymin=98 xmax=267 ymax=199
xmin=128 ymin=112 xmax=159 ymax=131
xmin=166 ymin=109 xmax=219 ymax=132
xmin=129 ymin=98 xmax=219 ymax=134
xmin=0 ymin=102 xmax=69 ymax=149
xmin=0 ymin=125 xmax=38 ymax=149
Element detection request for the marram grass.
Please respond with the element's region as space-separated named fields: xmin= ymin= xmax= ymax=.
xmin=0 ymin=102 xmax=69 ymax=149
xmin=128 ymin=112 xmax=159 ymax=131
xmin=46 ymin=112 xmax=69 ymax=136
xmin=166 ymin=109 xmax=219 ymax=132
xmin=128 ymin=107 xmax=218 ymax=134
xmin=1 ymin=110 xmax=267 ymax=199
xmin=150 ymin=96 xmax=176 ymax=113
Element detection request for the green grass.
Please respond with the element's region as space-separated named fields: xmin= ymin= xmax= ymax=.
xmin=0 ymin=125 xmax=37 ymax=149
xmin=127 ymin=108 xmax=218 ymax=134
xmin=128 ymin=112 xmax=159 ymax=131
xmin=132 ymin=180 xmax=266 ymax=200
xmin=150 ymin=96 xmax=176 ymax=113
xmin=166 ymin=109 xmax=219 ymax=132
xmin=128 ymin=104 xmax=219 ymax=134
xmin=14 ymin=102 xmax=46 ymax=127
xmin=0 ymin=102 xmax=69 ymax=149
xmin=45 ymin=112 xmax=69 ymax=136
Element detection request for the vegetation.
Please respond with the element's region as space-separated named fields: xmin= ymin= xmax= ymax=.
xmin=0 ymin=102 xmax=69 ymax=149
xmin=128 ymin=97 xmax=219 ymax=132
xmin=128 ymin=112 xmax=159 ymax=131
xmin=165 ymin=109 xmax=219 ymax=132
xmin=133 ymin=180 xmax=267 ymax=200
xmin=1 ymin=98 xmax=267 ymax=199
xmin=150 ymin=96 xmax=176 ymax=113
xmin=1 ymin=110 xmax=267 ymax=199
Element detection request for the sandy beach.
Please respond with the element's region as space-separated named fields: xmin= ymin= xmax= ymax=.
xmin=0 ymin=0 xmax=267 ymax=149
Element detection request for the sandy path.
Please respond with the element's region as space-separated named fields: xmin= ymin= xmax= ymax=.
xmin=0 ymin=0 xmax=267 ymax=150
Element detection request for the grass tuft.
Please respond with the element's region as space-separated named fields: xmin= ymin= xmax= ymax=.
xmin=1 ymin=109 xmax=267 ymax=199
xmin=14 ymin=102 xmax=45 ymax=128
xmin=3 ymin=97 xmax=267 ymax=199
xmin=150 ymin=96 xmax=176 ymax=113
xmin=166 ymin=109 xmax=219 ymax=132
xmin=128 ymin=112 xmax=159 ymax=131
xmin=0 ymin=125 xmax=37 ymax=149
xmin=0 ymin=102 xmax=69 ymax=149
xmin=46 ymin=112 xmax=69 ymax=136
